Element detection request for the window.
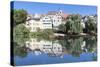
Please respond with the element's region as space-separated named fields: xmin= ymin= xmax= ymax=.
xmin=47 ymin=20 xmax=51 ymax=22
xmin=43 ymin=23 xmax=51 ymax=24
xmin=58 ymin=17 xmax=61 ymax=19
xmin=43 ymin=20 xmax=45 ymax=22
xmin=45 ymin=17 xmax=49 ymax=19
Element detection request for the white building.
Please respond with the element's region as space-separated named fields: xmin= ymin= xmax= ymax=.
xmin=50 ymin=14 xmax=62 ymax=28
xmin=25 ymin=10 xmax=69 ymax=32
xmin=40 ymin=16 xmax=52 ymax=29
xmin=25 ymin=14 xmax=53 ymax=32
xmin=47 ymin=10 xmax=68 ymax=29
xmin=25 ymin=14 xmax=43 ymax=32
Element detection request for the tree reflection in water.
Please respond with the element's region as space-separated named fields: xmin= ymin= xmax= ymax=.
xmin=14 ymin=36 xmax=97 ymax=59
xmin=59 ymin=36 xmax=97 ymax=57
xmin=84 ymin=36 xmax=97 ymax=53
xmin=14 ymin=42 xmax=28 ymax=58
xmin=59 ymin=37 xmax=83 ymax=57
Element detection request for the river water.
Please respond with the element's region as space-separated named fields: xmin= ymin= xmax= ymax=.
xmin=13 ymin=36 xmax=97 ymax=66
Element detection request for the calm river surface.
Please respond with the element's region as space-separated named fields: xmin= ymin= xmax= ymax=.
xmin=14 ymin=36 xmax=97 ymax=66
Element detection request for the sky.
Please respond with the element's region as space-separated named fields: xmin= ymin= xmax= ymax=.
xmin=11 ymin=1 xmax=97 ymax=16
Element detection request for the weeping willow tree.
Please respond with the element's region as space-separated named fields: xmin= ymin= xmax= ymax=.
xmin=85 ymin=16 xmax=97 ymax=34
xmin=65 ymin=14 xmax=83 ymax=34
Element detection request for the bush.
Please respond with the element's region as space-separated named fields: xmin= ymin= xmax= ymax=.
xmin=13 ymin=24 xmax=30 ymax=45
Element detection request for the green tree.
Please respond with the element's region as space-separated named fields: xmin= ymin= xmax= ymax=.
xmin=13 ymin=24 xmax=30 ymax=45
xmin=65 ymin=14 xmax=83 ymax=34
xmin=12 ymin=9 xmax=27 ymax=26
xmin=85 ymin=16 xmax=97 ymax=34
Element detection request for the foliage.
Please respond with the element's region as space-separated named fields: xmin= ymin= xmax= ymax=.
xmin=13 ymin=24 xmax=30 ymax=45
xmin=29 ymin=29 xmax=54 ymax=40
xmin=85 ymin=17 xmax=97 ymax=34
xmin=12 ymin=9 xmax=27 ymax=26
xmin=65 ymin=14 xmax=83 ymax=34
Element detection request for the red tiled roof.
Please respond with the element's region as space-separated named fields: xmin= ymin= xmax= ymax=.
xmin=61 ymin=14 xmax=69 ymax=19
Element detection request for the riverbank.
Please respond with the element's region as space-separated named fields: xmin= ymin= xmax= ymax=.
xmin=29 ymin=31 xmax=97 ymax=40
xmin=54 ymin=32 xmax=97 ymax=37
xmin=53 ymin=33 xmax=97 ymax=39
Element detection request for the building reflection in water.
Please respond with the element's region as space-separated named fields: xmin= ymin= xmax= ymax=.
xmin=25 ymin=37 xmax=97 ymax=58
xmin=25 ymin=38 xmax=64 ymax=58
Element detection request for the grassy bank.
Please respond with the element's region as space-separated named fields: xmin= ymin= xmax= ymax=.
xmin=29 ymin=29 xmax=54 ymax=40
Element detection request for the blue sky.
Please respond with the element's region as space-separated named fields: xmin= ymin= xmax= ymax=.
xmin=11 ymin=1 xmax=97 ymax=16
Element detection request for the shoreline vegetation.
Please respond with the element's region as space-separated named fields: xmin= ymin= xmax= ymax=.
xmin=12 ymin=9 xmax=97 ymax=45
xmin=28 ymin=28 xmax=97 ymax=40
